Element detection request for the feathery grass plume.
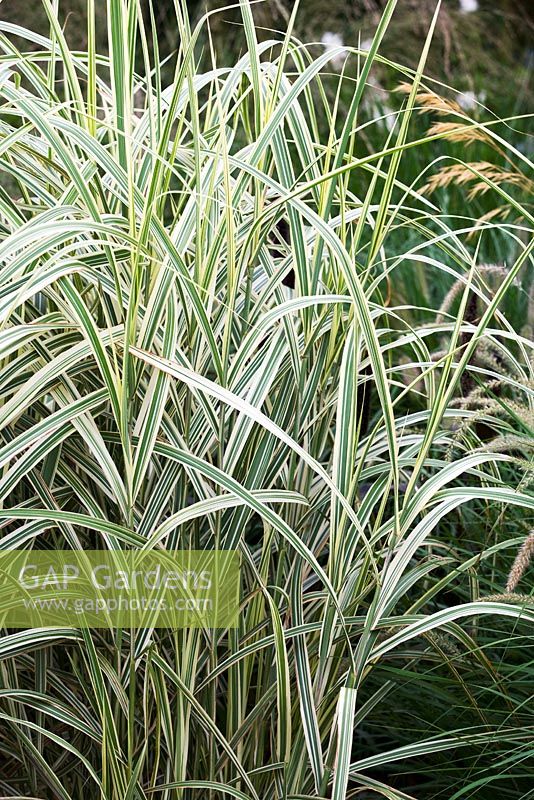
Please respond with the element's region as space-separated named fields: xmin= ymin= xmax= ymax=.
xmin=425 ymin=119 xmax=492 ymax=145
xmin=434 ymin=264 xmax=528 ymax=398
xmin=425 ymin=630 xmax=464 ymax=661
xmin=422 ymin=161 xmax=534 ymax=199
xmin=436 ymin=274 xmax=468 ymax=325
xmin=506 ymin=532 xmax=534 ymax=593
xmin=473 ymin=338 xmax=523 ymax=377
xmin=398 ymin=81 xmax=534 ymax=220
xmin=446 ymin=368 xmax=534 ymax=462
xmin=481 ymin=434 xmax=534 ymax=455
xmin=436 ymin=263 xmax=519 ymax=325
xmin=467 ymin=204 xmax=518 ymax=239
xmin=481 ymin=593 xmax=534 ymax=604
xmin=451 ymin=382 xmax=534 ymax=423
xmin=450 ymin=385 xmax=503 ymax=408
xmin=395 ymin=82 xmax=462 ymax=116
xmin=444 ymin=405 xmax=498 ymax=461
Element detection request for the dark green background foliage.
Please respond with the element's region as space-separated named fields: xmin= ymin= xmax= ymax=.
xmin=2 ymin=0 xmax=533 ymax=111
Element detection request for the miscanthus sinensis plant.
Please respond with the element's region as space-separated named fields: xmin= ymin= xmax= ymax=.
xmin=0 ymin=0 xmax=533 ymax=797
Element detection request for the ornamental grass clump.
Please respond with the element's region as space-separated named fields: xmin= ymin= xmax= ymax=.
xmin=0 ymin=0 xmax=532 ymax=798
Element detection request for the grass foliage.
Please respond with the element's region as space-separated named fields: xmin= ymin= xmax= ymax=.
xmin=0 ymin=0 xmax=532 ymax=797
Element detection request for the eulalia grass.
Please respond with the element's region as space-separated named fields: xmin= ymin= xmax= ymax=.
xmin=0 ymin=0 xmax=532 ymax=797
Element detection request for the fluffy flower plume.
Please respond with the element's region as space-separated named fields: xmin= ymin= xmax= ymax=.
xmin=507 ymin=532 xmax=534 ymax=593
